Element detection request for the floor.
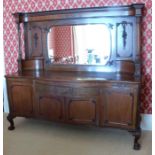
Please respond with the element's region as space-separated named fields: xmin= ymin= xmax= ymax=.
xmin=3 ymin=113 xmax=152 ymax=155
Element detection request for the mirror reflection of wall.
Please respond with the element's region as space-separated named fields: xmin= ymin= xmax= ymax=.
xmin=48 ymin=26 xmax=74 ymax=63
xmin=47 ymin=24 xmax=111 ymax=65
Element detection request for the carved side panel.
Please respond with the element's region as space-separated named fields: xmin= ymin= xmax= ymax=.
xmin=29 ymin=26 xmax=43 ymax=58
xmin=116 ymin=21 xmax=133 ymax=59
xmin=8 ymin=80 xmax=34 ymax=116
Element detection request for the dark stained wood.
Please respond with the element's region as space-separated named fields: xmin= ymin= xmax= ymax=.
xmin=12 ymin=4 xmax=144 ymax=75
xmin=7 ymin=114 xmax=15 ymax=130
xmin=37 ymin=95 xmax=64 ymax=121
xmin=5 ymin=71 xmax=140 ymax=82
xmin=7 ymin=79 xmax=34 ymax=117
xmin=13 ymin=3 xmax=144 ymax=23
xmin=6 ymin=3 xmax=144 ymax=150
xmin=66 ymin=97 xmax=98 ymax=125
xmin=23 ymin=16 xmax=140 ymax=73
xmin=21 ymin=59 xmax=44 ymax=70
xmin=100 ymin=85 xmax=138 ymax=129
xmin=115 ymin=60 xmax=135 ymax=75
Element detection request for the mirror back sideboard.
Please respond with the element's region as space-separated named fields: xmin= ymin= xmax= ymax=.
xmin=6 ymin=3 xmax=144 ymax=150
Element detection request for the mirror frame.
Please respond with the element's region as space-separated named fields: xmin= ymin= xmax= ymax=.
xmin=47 ymin=24 xmax=113 ymax=66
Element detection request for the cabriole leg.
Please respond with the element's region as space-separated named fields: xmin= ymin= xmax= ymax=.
xmin=130 ymin=127 xmax=141 ymax=150
xmin=7 ymin=114 xmax=15 ymax=130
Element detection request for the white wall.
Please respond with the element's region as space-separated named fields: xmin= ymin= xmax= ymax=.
xmin=3 ymin=80 xmax=9 ymax=113
xmin=141 ymin=114 xmax=152 ymax=130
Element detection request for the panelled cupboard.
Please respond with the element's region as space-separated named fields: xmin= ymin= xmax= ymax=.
xmin=6 ymin=3 xmax=144 ymax=150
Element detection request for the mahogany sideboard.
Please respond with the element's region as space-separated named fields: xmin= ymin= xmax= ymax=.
xmin=5 ymin=3 xmax=144 ymax=150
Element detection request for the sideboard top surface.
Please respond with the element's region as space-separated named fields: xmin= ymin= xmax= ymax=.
xmin=6 ymin=71 xmax=140 ymax=84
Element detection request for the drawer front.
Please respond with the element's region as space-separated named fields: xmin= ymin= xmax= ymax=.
xmin=7 ymin=78 xmax=33 ymax=85
xmin=35 ymin=82 xmax=72 ymax=97
xmin=72 ymin=87 xmax=99 ymax=97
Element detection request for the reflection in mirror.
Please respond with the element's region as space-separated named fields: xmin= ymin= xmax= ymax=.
xmin=47 ymin=24 xmax=111 ymax=65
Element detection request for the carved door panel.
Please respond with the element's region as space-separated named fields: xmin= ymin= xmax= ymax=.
xmin=7 ymin=79 xmax=34 ymax=117
xmin=37 ymin=95 xmax=64 ymax=121
xmin=101 ymin=85 xmax=138 ymax=129
xmin=35 ymin=82 xmax=72 ymax=121
xmin=27 ymin=24 xmax=44 ymax=59
xmin=66 ymin=97 xmax=99 ymax=125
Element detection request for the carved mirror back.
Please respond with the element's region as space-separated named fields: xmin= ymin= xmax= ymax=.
xmin=14 ymin=3 xmax=144 ymax=73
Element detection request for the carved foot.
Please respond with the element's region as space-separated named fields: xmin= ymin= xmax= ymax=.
xmin=7 ymin=114 xmax=15 ymax=130
xmin=134 ymin=141 xmax=141 ymax=150
xmin=131 ymin=128 xmax=141 ymax=150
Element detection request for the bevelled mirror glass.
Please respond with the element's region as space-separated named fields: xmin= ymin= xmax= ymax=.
xmin=47 ymin=24 xmax=111 ymax=65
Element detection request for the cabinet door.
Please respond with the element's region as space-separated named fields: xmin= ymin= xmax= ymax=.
xmin=35 ymin=82 xmax=67 ymax=121
xmin=7 ymin=79 xmax=34 ymax=117
xmin=101 ymin=86 xmax=138 ymax=129
xmin=36 ymin=95 xmax=64 ymax=121
xmin=66 ymin=97 xmax=99 ymax=125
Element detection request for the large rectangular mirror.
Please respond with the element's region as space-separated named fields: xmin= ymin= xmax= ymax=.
xmin=47 ymin=24 xmax=111 ymax=65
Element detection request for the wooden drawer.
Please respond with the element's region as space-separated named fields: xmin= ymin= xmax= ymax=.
xmin=72 ymin=87 xmax=99 ymax=97
xmin=7 ymin=78 xmax=33 ymax=85
xmin=35 ymin=82 xmax=72 ymax=97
